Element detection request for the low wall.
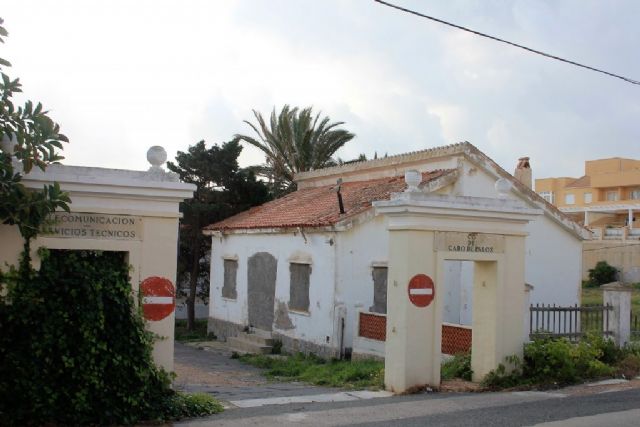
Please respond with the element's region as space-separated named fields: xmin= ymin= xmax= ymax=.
xmin=352 ymin=311 xmax=472 ymax=360
xmin=583 ymin=241 xmax=640 ymax=283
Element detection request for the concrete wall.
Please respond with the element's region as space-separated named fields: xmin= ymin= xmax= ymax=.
xmin=583 ymin=241 xmax=640 ymax=283
xmin=335 ymin=214 xmax=390 ymax=352
xmin=209 ymin=230 xmax=339 ymax=355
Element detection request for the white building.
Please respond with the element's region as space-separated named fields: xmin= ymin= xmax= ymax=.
xmin=204 ymin=142 xmax=588 ymax=358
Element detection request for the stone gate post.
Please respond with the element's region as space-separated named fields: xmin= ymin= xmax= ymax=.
xmin=602 ymin=282 xmax=633 ymax=347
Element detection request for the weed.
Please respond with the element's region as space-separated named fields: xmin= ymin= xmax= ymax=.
xmin=441 ymin=353 xmax=473 ymax=381
xmin=238 ymin=353 xmax=384 ymax=389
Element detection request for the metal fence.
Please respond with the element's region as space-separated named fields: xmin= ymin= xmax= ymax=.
xmin=632 ymin=312 xmax=640 ymax=340
xmin=529 ymin=304 xmax=612 ymax=341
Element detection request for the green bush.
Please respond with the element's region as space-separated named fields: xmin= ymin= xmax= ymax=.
xmin=588 ymin=261 xmax=618 ymax=286
xmin=441 ymin=353 xmax=473 ymax=381
xmin=0 ymin=249 xmax=221 ymax=425
xmin=482 ymin=335 xmax=616 ymax=389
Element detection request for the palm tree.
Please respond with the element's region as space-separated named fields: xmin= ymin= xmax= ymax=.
xmin=234 ymin=105 xmax=355 ymax=196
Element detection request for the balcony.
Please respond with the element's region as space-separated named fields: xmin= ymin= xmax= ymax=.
xmin=590 ymin=226 xmax=640 ymax=241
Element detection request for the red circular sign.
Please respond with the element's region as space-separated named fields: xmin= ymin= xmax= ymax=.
xmin=408 ymin=274 xmax=435 ymax=307
xmin=141 ymin=276 xmax=175 ymax=321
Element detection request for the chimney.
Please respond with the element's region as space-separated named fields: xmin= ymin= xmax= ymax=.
xmin=514 ymin=157 xmax=532 ymax=189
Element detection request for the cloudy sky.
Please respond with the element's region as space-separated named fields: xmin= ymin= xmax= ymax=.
xmin=3 ymin=0 xmax=639 ymax=180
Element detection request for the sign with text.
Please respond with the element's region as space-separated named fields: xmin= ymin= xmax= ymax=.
xmin=42 ymin=212 xmax=143 ymax=241
xmin=435 ymin=232 xmax=504 ymax=254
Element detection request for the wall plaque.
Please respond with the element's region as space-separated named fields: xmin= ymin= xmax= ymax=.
xmin=42 ymin=212 xmax=143 ymax=241
xmin=435 ymin=231 xmax=504 ymax=254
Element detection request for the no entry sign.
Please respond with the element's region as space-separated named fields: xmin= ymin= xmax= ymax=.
xmin=408 ymin=274 xmax=435 ymax=308
xmin=141 ymin=276 xmax=175 ymax=321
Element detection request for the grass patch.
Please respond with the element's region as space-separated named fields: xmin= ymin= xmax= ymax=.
xmin=441 ymin=353 xmax=472 ymax=381
xmin=175 ymin=319 xmax=215 ymax=342
xmin=581 ymin=287 xmax=640 ymax=314
xmin=238 ymin=353 xmax=384 ymax=389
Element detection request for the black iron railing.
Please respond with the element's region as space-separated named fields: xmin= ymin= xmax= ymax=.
xmin=529 ymin=303 xmax=612 ymax=341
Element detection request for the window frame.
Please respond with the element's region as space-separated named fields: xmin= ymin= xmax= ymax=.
xmin=288 ymin=262 xmax=311 ymax=313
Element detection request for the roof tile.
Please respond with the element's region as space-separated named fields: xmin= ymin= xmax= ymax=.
xmin=205 ymin=170 xmax=452 ymax=231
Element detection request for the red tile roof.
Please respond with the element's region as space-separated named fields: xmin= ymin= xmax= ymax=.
xmin=205 ymin=170 xmax=453 ymax=231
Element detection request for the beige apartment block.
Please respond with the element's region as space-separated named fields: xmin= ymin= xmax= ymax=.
xmin=536 ymin=157 xmax=640 ymax=282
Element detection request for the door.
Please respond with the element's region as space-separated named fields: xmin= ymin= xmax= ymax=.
xmin=247 ymin=252 xmax=277 ymax=331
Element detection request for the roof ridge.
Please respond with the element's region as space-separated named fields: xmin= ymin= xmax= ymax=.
xmin=294 ymin=142 xmax=472 ymax=182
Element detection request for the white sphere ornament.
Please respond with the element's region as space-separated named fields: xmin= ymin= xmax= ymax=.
xmin=495 ymin=177 xmax=512 ymax=198
xmin=404 ymin=169 xmax=421 ymax=192
xmin=147 ymin=146 xmax=167 ymax=168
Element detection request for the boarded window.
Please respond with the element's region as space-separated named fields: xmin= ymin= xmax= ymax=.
xmin=370 ymin=267 xmax=388 ymax=314
xmin=222 ymin=259 xmax=238 ymax=299
xmin=289 ymin=263 xmax=311 ymax=312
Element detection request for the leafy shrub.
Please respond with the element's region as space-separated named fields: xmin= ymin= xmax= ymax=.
xmin=588 ymin=261 xmax=618 ymax=286
xmin=441 ymin=353 xmax=473 ymax=381
xmin=522 ymin=336 xmax=614 ymax=385
xmin=0 ymin=249 xmax=221 ymax=425
xmin=482 ymin=335 xmax=616 ymax=389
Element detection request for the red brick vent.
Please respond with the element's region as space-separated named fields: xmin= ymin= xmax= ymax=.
xmin=442 ymin=324 xmax=472 ymax=355
xmin=358 ymin=312 xmax=387 ymax=341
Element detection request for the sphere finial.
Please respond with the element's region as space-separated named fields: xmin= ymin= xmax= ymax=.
xmin=147 ymin=146 xmax=167 ymax=169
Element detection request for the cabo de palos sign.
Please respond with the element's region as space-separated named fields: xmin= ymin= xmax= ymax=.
xmin=42 ymin=212 xmax=143 ymax=241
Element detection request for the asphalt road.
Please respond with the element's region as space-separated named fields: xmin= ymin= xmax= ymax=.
xmin=179 ymin=387 xmax=640 ymax=426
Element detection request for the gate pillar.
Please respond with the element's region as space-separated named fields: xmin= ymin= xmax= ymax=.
xmin=374 ymin=182 xmax=541 ymax=393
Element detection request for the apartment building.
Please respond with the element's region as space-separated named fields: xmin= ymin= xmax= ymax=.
xmin=536 ymin=157 xmax=640 ymax=234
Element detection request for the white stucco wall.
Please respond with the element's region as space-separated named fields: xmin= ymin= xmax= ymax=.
xmin=208 ymin=154 xmax=583 ymax=357
xmin=210 ymin=230 xmax=339 ymax=350
xmin=334 ymin=214 xmax=390 ymax=350
xmin=455 ymin=159 xmax=582 ymax=308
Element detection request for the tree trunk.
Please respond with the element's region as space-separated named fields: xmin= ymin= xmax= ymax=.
xmin=186 ymin=232 xmax=201 ymax=331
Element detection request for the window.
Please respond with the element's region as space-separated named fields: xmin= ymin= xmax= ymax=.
xmin=606 ymin=191 xmax=619 ymax=202
xmin=539 ymin=191 xmax=554 ymax=204
xmin=564 ymin=193 xmax=575 ymax=205
xmin=584 ymin=192 xmax=592 ymax=204
xmin=630 ymin=189 xmax=640 ymax=200
xmin=370 ymin=267 xmax=388 ymax=314
xmin=222 ymin=259 xmax=238 ymax=299
xmin=289 ymin=263 xmax=311 ymax=312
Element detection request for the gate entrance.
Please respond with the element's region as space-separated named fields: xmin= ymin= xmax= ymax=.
xmin=374 ymin=185 xmax=541 ymax=392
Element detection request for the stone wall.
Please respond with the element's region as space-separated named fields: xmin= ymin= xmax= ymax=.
xmin=272 ymin=331 xmax=340 ymax=359
xmin=207 ymin=317 xmax=245 ymax=341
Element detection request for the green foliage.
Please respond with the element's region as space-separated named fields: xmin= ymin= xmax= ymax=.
xmin=234 ymin=105 xmax=355 ymax=196
xmin=167 ymin=140 xmax=270 ymax=330
xmin=239 ymin=353 xmax=384 ymax=389
xmin=0 ymin=250 xmax=222 ymax=425
xmin=157 ymin=393 xmax=223 ymax=419
xmin=0 ymin=18 xmax=70 ymax=254
xmin=175 ymin=319 xmax=216 ymax=342
xmin=588 ymin=261 xmax=618 ymax=286
xmin=482 ymin=335 xmax=618 ymax=389
xmin=441 ymin=353 xmax=473 ymax=381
